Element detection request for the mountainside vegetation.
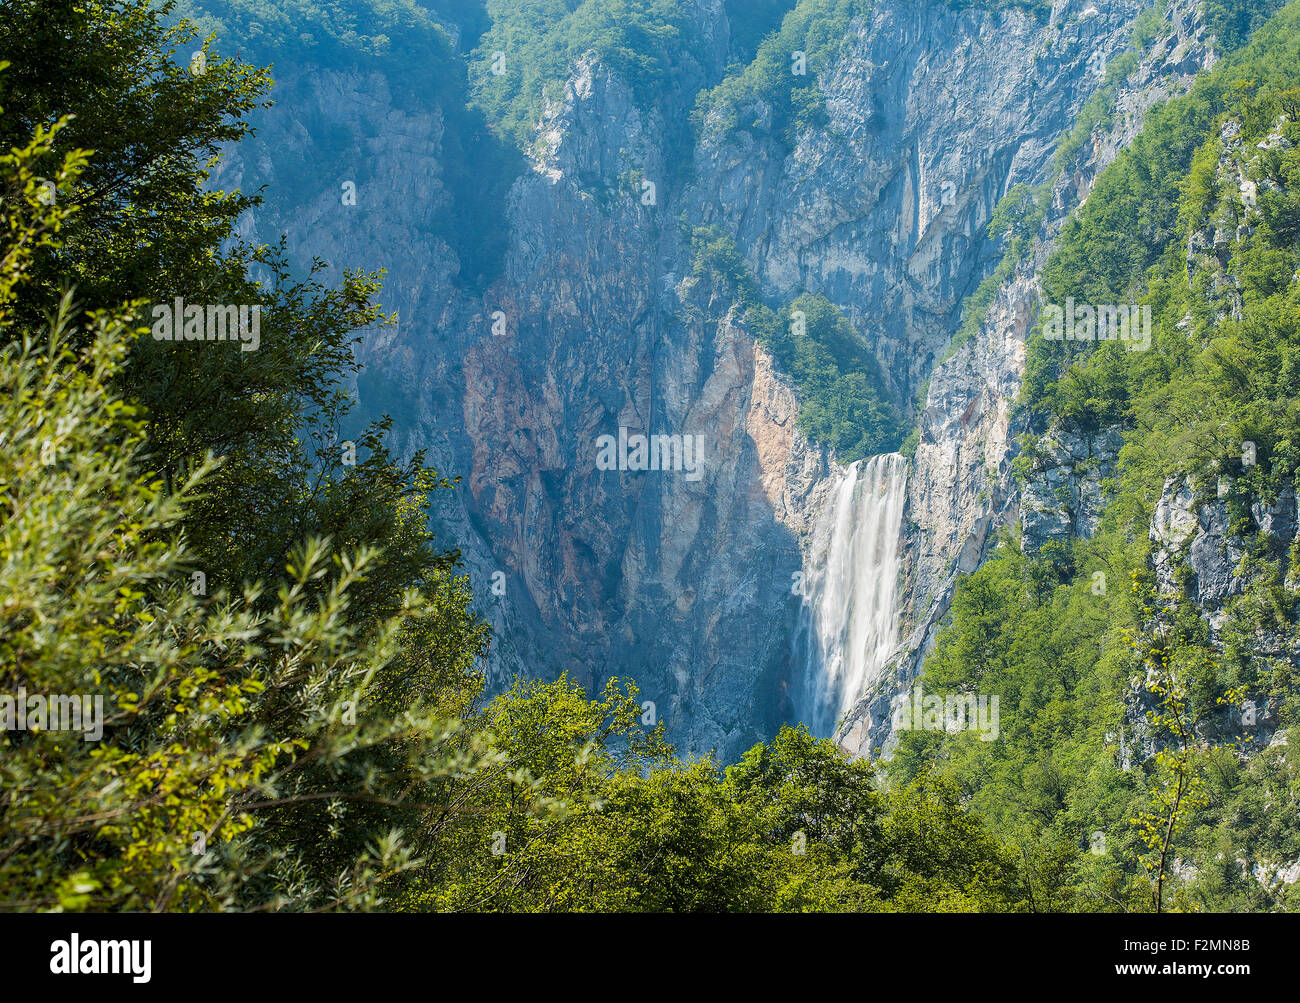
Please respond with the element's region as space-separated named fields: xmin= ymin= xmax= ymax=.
xmin=3 ymin=0 xmax=1299 ymax=914
xmin=690 ymin=225 xmax=902 ymax=462
xmin=906 ymin=0 xmax=1300 ymax=912
xmin=0 ymin=0 xmax=1014 ymax=913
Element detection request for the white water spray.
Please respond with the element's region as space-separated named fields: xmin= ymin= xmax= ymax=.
xmin=796 ymin=453 xmax=908 ymax=737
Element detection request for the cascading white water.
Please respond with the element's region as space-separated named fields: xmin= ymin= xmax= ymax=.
xmin=796 ymin=453 xmax=908 ymax=737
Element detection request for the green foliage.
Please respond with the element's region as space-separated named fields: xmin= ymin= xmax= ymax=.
xmin=16 ymin=0 xmax=1299 ymax=917
xmin=1 ymin=1 xmax=472 ymax=620
xmin=0 ymin=0 xmax=1037 ymax=915
xmin=0 ymin=126 xmax=504 ymax=911
xmin=749 ymin=291 xmax=902 ymax=463
xmin=0 ymin=1 xmax=266 ymax=323
xmin=1203 ymin=0 xmax=1291 ymax=50
xmin=948 ymin=182 xmax=1051 ymax=358
xmin=688 ymin=226 xmax=901 ymax=462
xmin=469 ymin=0 xmax=711 ymax=148
xmin=693 ymin=0 xmax=865 ymax=149
xmin=0 ymin=1 xmax=505 ymax=910
xmin=179 ymin=0 xmax=456 ymax=66
xmin=905 ymin=1 xmax=1300 ymax=912
xmin=1026 ymin=0 xmax=1300 ymax=430
xmin=1132 ymin=659 xmax=1212 ymax=913
xmin=400 ymin=682 xmax=1023 ymax=912
xmin=690 ymin=222 xmax=756 ymax=295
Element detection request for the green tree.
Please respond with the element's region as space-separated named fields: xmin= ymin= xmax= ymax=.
xmin=0 ymin=120 xmax=507 ymax=910
xmin=0 ymin=2 xmax=498 ymax=910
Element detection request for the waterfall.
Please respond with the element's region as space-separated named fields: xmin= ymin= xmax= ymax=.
xmin=796 ymin=452 xmax=908 ymax=738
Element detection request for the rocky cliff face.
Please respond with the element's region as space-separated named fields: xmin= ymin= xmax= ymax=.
xmin=836 ymin=0 xmax=1219 ymax=757
xmin=1132 ymin=114 xmax=1300 ymax=760
xmin=216 ymin=0 xmax=1224 ymax=760
xmin=1141 ymin=472 xmax=1299 ymax=753
xmin=693 ymin=0 xmax=1160 ymax=401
